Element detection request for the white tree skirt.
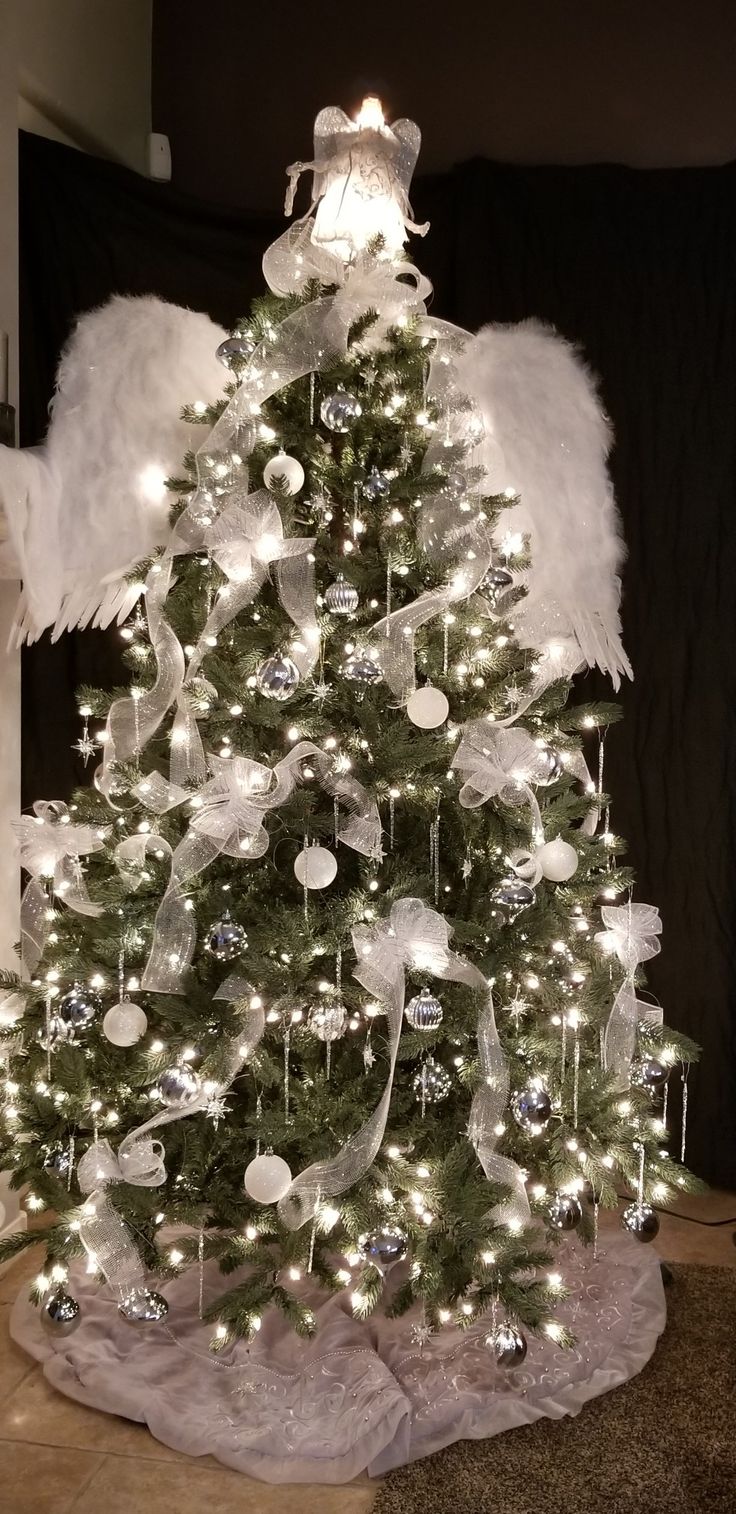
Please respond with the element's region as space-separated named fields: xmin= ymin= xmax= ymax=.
xmin=10 ymin=1235 xmax=665 ymax=1484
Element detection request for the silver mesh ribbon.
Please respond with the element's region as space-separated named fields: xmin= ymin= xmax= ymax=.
xmin=142 ymin=744 xmax=381 ymax=994
xmin=450 ymin=721 xmax=551 ymax=847
xmin=278 ymin=897 xmax=528 ymax=1231
xmin=595 ymin=903 xmax=662 ymax=1087
xmin=13 ymin=801 xmax=108 ymax=972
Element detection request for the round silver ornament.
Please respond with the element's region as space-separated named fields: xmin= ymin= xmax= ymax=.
xmin=216 ymin=335 xmax=255 ymax=369
xmin=512 ymin=1083 xmax=552 ymax=1134
xmin=547 ymin=1191 xmax=583 ymax=1231
xmin=358 ymin=1226 xmax=409 ymax=1265
xmin=482 ymin=565 xmax=514 ymax=604
xmin=118 ymin=1287 xmax=169 ymax=1325
xmin=324 ymin=574 xmax=359 ymax=615
xmin=263 ymin=452 xmax=304 ymax=495
xmin=41 ymin=1288 xmax=80 ymax=1335
xmin=207 ymin=912 xmax=247 ymax=962
xmin=102 ymin=1000 xmax=148 ymax=1047
xmin=491 ymin=879 xmax=535 ymax=918
xmin=344 ymin=649 xmax=382 ymax=684
xmin=536 ymin=746 xmax=565 ymax=785
xmin=405 ymin=987 xmax=444 ymax=1032
xmin=156 ymin=1064 xmax=202 ymax=1109
xmin=631 ymin=1057 xmax=668 ymax=1091
xmin=308 ymin=998 xmax=347 ymax=1043
xmin=442 ymin=471 xmax=466 ymax=499
xmin=244 ymin=1151 xmax=293 ymax=1204
xmin=621 ymin=1202 xmax=660 ymax=1243
xmin=413 ymin=1056 xmax=452 ymax=1104
xmin=255 ymin=653 xmax=300 ymax=701
xmin=43 ymin=1146 xmax=71 ymax=1178
xmin=37 ymin=1015 xmax=73 ymax=1051
xmin=487 ymin=1321 xmax=527 ymax=1367
xmin=58 ymin=983 xmax=101 ymax=1031
xmin=320 ymin=390 xmax=362 ymax=432
xmin=363 ymin=467 xmax=390 ymax=501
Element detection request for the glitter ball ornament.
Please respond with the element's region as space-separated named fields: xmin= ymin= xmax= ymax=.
xmin=42 ymin=1288 xmax=80 ymax=1335
xmin=442 ymin=471 xmax=466 ymax=499
xmin=406 ymin=686 xmax=449 ymax=729
xmin=358 ymin=1226 xmax=409 ymax=1265
xmin=512 ymin=1083 xmax=552 ymax=1134
xmin=405 ymin=987 xmax=444 ymax=1031
xmin=537 ymin=745 xmax=565 ymax=785
xmin=244 ymin=1152 xmax=293 ymax=1204
xmin=156 ymin=1064 xmax=202 ymax=1109
xmin=491 ymin=879 xmax=535 ymax=918
xmin=37 ymin=1015 xmax=73 ymax=1051
xmin=482 ymin=565 xmax=514 ymax=604
xmin=537 ymin=836 xmax=579 ymax=882
xmin=324 ymin=574 xmax=359 ymax=615
xmin=58 ymin=983 xmax=101 ymax=1032
xmin=487 ymin=1321 xmax=527 ymax=1367
xmin=256 ymin=653 xmax=300 ymax=700
xmin=621 ymin=1202 xmax=660 ymax=1243
xmin=363 ymin=467 xmax=390 ymax=501
xmin=207 ymin=912 xmax=247 ymax=962
xmin=320 ymin=390 xmax=362 ymax=432
xmin=344 ymin=649 xmax=383 ymax=684
xmin=216 ymin=335 xmax=255 ymax=368
xmin=294 ymin=845 xmax=338 ymax=889
xmin=263 ymin=452 xmax=305 ymax=495
xmin=308 ymin=998 xmax=347 ymax=1042
xmin=508 ymin=847 xmax=543 ymax=886
xmin=43 ymin=1146 xmax=71 ymax=1178
xmin=413 ymin=1056 xmax=451 ymax=1105
xmin=118 ymin=1287 xmax=169 ymax=1325
xmin=102 ymin=1000 xmax=148 ymax=1047
xmin=631 ymin=1056 xmax=669 ymax=1091
xmin=547 ymin=1192 xmax=583 ymax=1231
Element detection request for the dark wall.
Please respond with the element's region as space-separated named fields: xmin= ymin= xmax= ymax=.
xmin=152 ymin=0 xmax=736 ymax=213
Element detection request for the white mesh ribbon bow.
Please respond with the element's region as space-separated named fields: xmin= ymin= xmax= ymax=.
xmin=278 ymin=897 xmax=529 ymax=1232
xmin=596 ymin=903 xmax=662 ymax=1087
xmin=451 ymin=722 xmax=551 ymax=845
xmin=13 ymin=801 xmax=108 ymax=972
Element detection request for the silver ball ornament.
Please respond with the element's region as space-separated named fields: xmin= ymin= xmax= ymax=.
xmin=308 ymin=998 xmax=347 ymax=1043
xmin=487 ymin=1321 xmax=527 ymax=1367
xmin=363 ymin=467 xmax=390 ymax=501
xmin=405 ymin=987 xmax=444 ymax=1031
xmin=37 ymin=1015 xmax=73 ymax=1051
xmin=216 ymin=335 xmax=255 ymax=369
xmin=536 ymin=746 xmax=565 ymax=785
xmin=244 ymin=1152 xmax=293 ymax=1204
xmin=256 ymin=653 xmax=300 ymax=701
xmin=491 ymin=879 xmax=536 ymax=918
xmin=43 ymin=1146 xmax=71 ymax=1178
xmin=482 ymin=565 xmax=514 ymax=605
xmin=512 ymin=1083 xmax=552 ymax=1134
xmin=294 ymin=845 xmax=338 ymax=889
xmin=156 ymin=1064 xmax=202 ymax=1109
xmin=58 ymin=983 xmax=101 ymax=1031
xmin=631 ymin=1057 xmax=669 ymax=1091
xmin=207 ymin=913 xmax=247 ymax=962
xmin=358 ymin=1226 xmax=409 ymax=1265
xmin=442 ymin=471 xmax=466 ymax=499
xmin=118 ymin=1287 xmax=169 ymax=1325
xmin=263 ymin=452 xmax=304 ymax=495
xmin=344 ymin=649 xmax=383 ymax=685
xmin=324 ymin=574 xmax=359 ymax=615
xmin=320 ymin=390 xmax=362 ymax=432
xmin=621 ymin=1202 xmax=660 ymax=1243
xmin=102 ymin=1000 xmax=148 ymax=1047
xmin=413 ymin=1056 xmax=451 ymax=1104
xmin=41 ymin=1288 xmax=80 ymax=1335
xmin=547 ymin=1192 xmax=583 ymax=1231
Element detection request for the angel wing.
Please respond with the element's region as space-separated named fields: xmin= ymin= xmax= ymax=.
xmin=455 ymin=319 xmax=631 ymax=686
xmin=0 ymin=294 xmax=227 ymax=642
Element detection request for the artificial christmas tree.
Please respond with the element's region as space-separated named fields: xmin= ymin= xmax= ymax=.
xmin=0 ymin=97 xmax=699 ymax=1479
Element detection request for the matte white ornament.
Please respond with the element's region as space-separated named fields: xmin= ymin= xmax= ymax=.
xmin=294 ymin=845 xmax=338 ymax=889
xmin=244 ymin=1152 xmax=293 ymax=1204
xmin=537 ymin=836 xmax=579 ymax=882
xmin=406 ymin=686 xmax=449 ymax=729
xmin=263 ymin=452 xmax=305 ymax=495
xmin=102 ymin=999 xmax=148 ymax=1047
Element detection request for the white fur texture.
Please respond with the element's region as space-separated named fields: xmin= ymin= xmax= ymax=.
xmin=456 ymin=321 xmax=631 ymax=685
xmin=0 ymin=295 xmax=227 ymax=641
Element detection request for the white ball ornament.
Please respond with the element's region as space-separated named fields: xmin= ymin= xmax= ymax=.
xmin=244 ymin=1152 xmax=293 ymax=1204
xmin=294 ymin=845 xmax=338 ymax=889
xmin=537 ymin=836 xmax=579 ymax=882
xmin=406 ymin=686 xmax=450 ymax=730
xmin=263 ymin=452 xmax=305 ymax=495
xmin=102 ymin=1000 xmax=148 ymax=1047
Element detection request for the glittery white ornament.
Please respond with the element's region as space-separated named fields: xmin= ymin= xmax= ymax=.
xmin=244 ymin=1152 xmax=293 ymax=1203
xmin=102 ymin=1000 xmax=148 ymax=1047
xmin=263 ymin=452 xmax=305 ymax=494
xmin=537 ymin=836 xmax=578 ymax=882
xmin=294 ymin=845 xmax=338 ymax=889
xmin=406 ymin=686 xmax=449 ymax=729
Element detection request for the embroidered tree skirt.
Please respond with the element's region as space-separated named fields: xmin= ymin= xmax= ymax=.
xmin=10 ymin=1235 xmax=665 ymax=1485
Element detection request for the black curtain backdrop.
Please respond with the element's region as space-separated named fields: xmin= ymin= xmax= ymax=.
xmin=18 ymin=130 xmax=736 ymax=1187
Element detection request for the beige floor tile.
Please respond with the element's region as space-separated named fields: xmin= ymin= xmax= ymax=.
xmin=0 ymin=1243 xmax=43 ymax=1303
xmin=0 ymin=1306 xmax=36 ymax=1405
xmin=69 ymin=1454 xmax=378 ymax=1513
xmin=0 ymin=1367 xmax=185 ymax=1460
xmin=0 ymin=1438 xmax=104 ymax=1514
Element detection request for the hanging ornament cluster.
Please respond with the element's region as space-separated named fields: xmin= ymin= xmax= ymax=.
xmin=256 ymin=653 xmax=300 ymax=701
xmin=41 ymin=1287 xmax=80 ymax=1335
xmin=58 ymin=983 xmax=101 ymax=1032
xmin=244 ymin=1151 xmax=293 ymax=1204
xmin=413 ymin=1056 xmax=451 ymax=1104
xmin=156 ymin=1064 xmax=202 ymax=1109
xmin=406 ymin=685 xmax=449 ymax=729
xmin=102 ymin=999 xmax=148 ymax=1047
xmin=487 ymin=1321 xmax=528 ymax=1367
xmin=547 ymin=1191 xmax=583 ymax=1231
xmin=404 ymin=987 xmax=444 ymax=1031
xmin=263 ymin=452 xmax=305 ymax=495
xmin=294 ymin=845 xmax=338 ymax=889
xmin=536 ymin=836 xmax=579 ymax=882
xmin=320 ymin=390 xmax=362 ymax=432
xmin=344 ymin=648 xmax=383 ymax=684
xmin=324 ymin=574 xmax=359 ymax=615
xmin=216 ymin=334 xmax=256 ymax=369
xmin=358 ymin=1226 xmax=408 ymax=1265
xmin=207 ymin=912 xmax=247 ymax=961
xmin=512 ymin=1082 xmax=552 ymax=1134
xmin=118 ymin=1287 xmax=169 ymax=1326
xmin=621 ymin=1202 xmax=660 ymax=1243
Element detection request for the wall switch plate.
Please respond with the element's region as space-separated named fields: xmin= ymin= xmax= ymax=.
xmin=148 ymin=132 xmax=172 ymax=182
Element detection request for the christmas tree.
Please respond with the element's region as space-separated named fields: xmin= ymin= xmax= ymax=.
xmin=1 ymin=98 xmax=698 ymax=1376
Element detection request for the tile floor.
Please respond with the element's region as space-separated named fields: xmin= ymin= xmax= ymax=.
xmin=1 ymin=1190 xmax=734 ymax=1513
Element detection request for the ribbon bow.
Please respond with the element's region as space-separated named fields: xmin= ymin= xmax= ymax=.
xmin=451 ymin=722 xmax=550 ymax=845
xmin=596 ymin=902 xmax=662 ymax=1086
xmin=13 ymin=801 xmax=107 ymax=972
